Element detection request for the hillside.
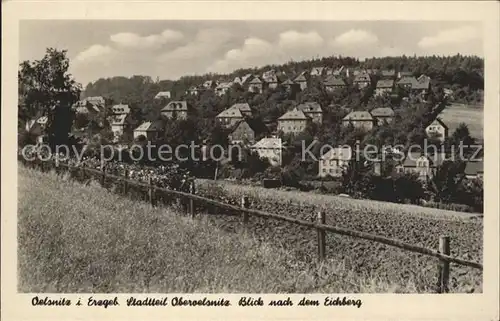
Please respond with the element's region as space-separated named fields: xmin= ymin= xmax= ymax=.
xmin=19 ymin=165 xmax=430 ymax=293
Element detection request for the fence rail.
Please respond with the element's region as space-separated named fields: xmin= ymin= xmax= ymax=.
xmin=20 ymin=157 xmax=483 ymax=293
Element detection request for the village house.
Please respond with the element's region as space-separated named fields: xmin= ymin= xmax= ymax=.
xmin=215 ymin=106 xmax=245 ymax=128
xmin=250 ymin=136 xmax=285 ymax=166
xmin=443 ymin=88 xmax=454 ymax=98
xmin=215 ymin=82 xmax=232 ymax=97
xmin=248 ymin=77 xmax=263 ymax=94
xmin=464 ymin=161 xmax=484 ymax=180
xmin=293 ymin=74 xmax=308 ymax=90
xmin=228 ymin=120 xmax=255 ymax=145
xmin=109 ymin=105 xmax=135 ymax=142
xmin=332 ymin=66 xmax=346 ymax=77
xmin=412 ymin=74 xmax=431 ymax=96
xmin=264 ymin=75 xmax=279 ymax=89
xmin=281 ymin=79 xmax=300 ymax=94
xmin=425 ymin=118 xmax=448 ymax=142
xmin=397 ymin=71 xmax=413 ymax=79
xmin=133 ymin=120 xmax=164 ymax=141
xmin=374 ymin=79 xmax=394 ymax=96
xmin=318 ymin=146 xmax=352 ymax=178
xmin=160 ymin=101 xmax=188 ymax=120
xmin=73 ymin=100 xmax=100 ymax=115
xmin=25 ymin=116 xmax=48 ymax=137
xmin=396 ymin=76 xmax=418 ymax=89
xmin=353 ymin=73 xmax=371 ymax=88
xmin=85 ymin=96 xmax=105 ymax=106
xmin=203 ymin=80 xmax=218 ymax=89
xmin=310 ymin=67 xmax=325 ymax=77
xmin=154 ymin=91 xmax=171 ymax=99
xmin=370 ymin=107 xmax=395 ymax=125
xmin=297 ymin=102 xmax=323 ymax=124
xmin=398 ymin=152 xmax=446 ymax=180
xmin=230 ymin=103 xmax=253 ymax=117
xmin=342 ymin=111 xmax=374 ymax=131
xmin=277 ymin=108 xmax=310 ymax=134
xmin=262 ymin=69 xmax=276 ymax=81
xmin=380 ymin=69 xmax=396 ymax=79
xmin=324 ymin=76 xmax=347 ymax=92
xmin=186 ymin=86 xmax=201 ymax=96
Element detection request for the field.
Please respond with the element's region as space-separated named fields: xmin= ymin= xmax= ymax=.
xmin=196 ymin=179 xmax=484 ymax=293
xmin=19 ymin=166 xmax=426 ymax=293
xmin=439 ymin=103 xmax=483 ymax=140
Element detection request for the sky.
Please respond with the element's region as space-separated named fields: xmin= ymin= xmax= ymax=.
xmin=19 ymin=20 xmax=483 ymax=86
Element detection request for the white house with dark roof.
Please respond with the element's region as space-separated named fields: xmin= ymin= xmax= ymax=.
xmin=160 ymin=101 xmax=188 ymax=120
xmin=248 ymin=77 xmax=263 ymax=94
xmin=154 ymin=91 xmax=171 ymax=99
xmin=324 ymin=76 xmax=347 ymax=92
xmin=370 ymin=107 xmax=395 ymax=125
xmin=25 ymin=116 xmax=48 ymax=137
xmin=264 ymin=74 xmax=279 ymax=89
xmin=133 ymin=120 xmax=164 ymax=141
xmin=111 ymin=103 xmax=130 ymax=115
xmin=293 ymin=74 xmax=308 ymax=90
xmin=425 ymin=118 xmax=448 ymax=142
xmin=375 ymin=79 xmax=394 ymax=96
xmin=216 ymin=106 xmax=245 ymax=128
xmin=250 ymin=137 xmax=285 ymax=166
xmin=215 ymin=82 xmax=232 ymax=96
xmin=318 ymin=146 xmax=352 ymax=177
xmin=342 ymin=111 xmax=374 ymax=131
xmin=398 ymin=152 xmax=446 ymax=180
xmin=297 ymin=102 xmax=323 ymax=124
xmin=413 ymin=74 xmax=431 ymax=96
xmin=278 ymin=108 xmax=310 ymax=134
xmin=353 ymin=73 xmax=371 ymax=88
xmin=396 ymin=76 xmax=418 ymax=89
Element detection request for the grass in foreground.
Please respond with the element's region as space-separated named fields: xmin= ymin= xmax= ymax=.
xmin=18 ymin=166 xmax=423 ymax=293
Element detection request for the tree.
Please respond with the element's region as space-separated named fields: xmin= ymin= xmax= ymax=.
xmin=18 ymin=48 xmax=81 ymax=150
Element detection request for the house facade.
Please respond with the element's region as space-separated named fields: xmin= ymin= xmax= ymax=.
xmin=318 ymin=146 xmax=352 ymax=177
xmin=228 ymin=120 xmax=255 ymax=144
xmin=265 ymin=75 xmax=279 ymax=89
xmin=353 ymin=73 xmax=371 ymax=88
xmin=375 ymin=79 xmax=394 ymax=96
xmin=215 ymin=82 xmax=232 ymax=96
xmin=216 ymin=106 xmax=244 ymax=128
xmin=277 ymin=108 xmax=310 ymax=134
xmin=425 ymin=118 xmax=448 ymax=142
xmin=342 ymin=111 xmax=374 ymax=131
xmin=400 ymin=152 xmax=445 ymax=180
xmin=297 ymin=102 xmax=323 ymax=124
xmin=324 ymin=76 xmax=346 ymax=92
xmin=248 ymin=77 xmax=263 ymax=94
xmin=370 ymin=107 xmax=395 ymax=125
xmin=293 ymin=74 xmax=308 ymax=90
xmin=133 ymin=120 xmax=164 ymax=141
xmin=413 ymin=74 xmax=431 ymax=96
xmin=25 ymin=116 xmax=48 ymax=137
xmin=396 ymin=76 xmax=417 ymax=90
xmin=160 ymin=101 xmax=188 ymax=120
xmin=250 ymin=137 xmax=284 ymax=166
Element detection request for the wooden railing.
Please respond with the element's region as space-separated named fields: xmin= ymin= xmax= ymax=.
xmin=20 ymin=157 xmax=483 ymax=293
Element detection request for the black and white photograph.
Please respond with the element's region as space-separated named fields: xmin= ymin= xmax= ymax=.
xmin=2 ymin=1 xmax=499 ymax=320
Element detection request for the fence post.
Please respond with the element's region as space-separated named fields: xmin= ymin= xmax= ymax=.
xmin=100 ymin=166 xmax=106 ymax=186
xmin=437 ymin=236 xmax=451 ymax=293
xmin=317 ymin=211 xmax=326 ymax=262
xmin=148 ymin=176 xmax=155 ymax=207
xmin=241 ymin=196 xmax=249 ymax=234
xmin=123 ymin=170 xmax=129 ymax=195
xmin=189 ymin=182 xmax=195 ymax=219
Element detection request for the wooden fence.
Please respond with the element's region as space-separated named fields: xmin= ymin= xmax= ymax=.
xmin=21 ymin=157 xmax=483 ymax=293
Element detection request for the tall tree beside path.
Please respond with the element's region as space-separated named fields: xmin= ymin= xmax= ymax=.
xmin=18 ymin=48 xmax=82 ymax=150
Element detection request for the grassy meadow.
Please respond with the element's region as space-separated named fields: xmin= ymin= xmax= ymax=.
xmin=18 ymin=165 xmax=427 ymax=293
xmin=439 ymin=103 xmax=483 ymax=140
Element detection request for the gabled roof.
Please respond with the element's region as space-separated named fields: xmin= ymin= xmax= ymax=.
xmin=154 ymin=91 xmax=171 ymax=99
xmin=353 ymin=73 xmax=371 ymax=82
xmin=216 ymin=107 xmax=244 ymax=119
xmin=464 ymin=161 xmax=484 ymax=175
xmin=324 ymin=76 xmax=346 ymax=87
xmin=161 ymin=101 xmax=188 ymax=112
xmin=376 ymin=79 xmax=394 ymax=88
xmin=249 ymin=77 xmax=262 ymax=84
xmin=381 ymin=69 xmax=396 ymax=77
xmin=297 ymin=102 xmax=322 ymax=114
xmin=216 ymin=82 xmax=232 ymax=89
xmin=85 ymin=96 xmax=105 ymax=105
xmin=414 ymin=74 xmax=431 ymax=89
xmin=371 ymin=107 xmax=395 ymax=117
xmin=230 ymin=103 xmax=252 ymax=113
xmin=251 ymin=137 xmax=284 ymax=149
xmin=294 ymin=74 xmax=307 ymax=82
xmin=112 ymin=104 xmax=130 ymax=115
xmin=134 ymin=120 xmax=164 ymax=132
xmin=397 ymin=76 xmax=418 ymax=86
xmin=426 ymin=117 xmax=448 ymax=130
xmin=343 ymin=111 xmax=373 ymax=121
xmin=320 ymin=146 xmax=352 ymax=161
xmin=278 ymin=108 xmax=309 ymax=121
xmin=229 ymin=119 xmax=255 ymax=134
